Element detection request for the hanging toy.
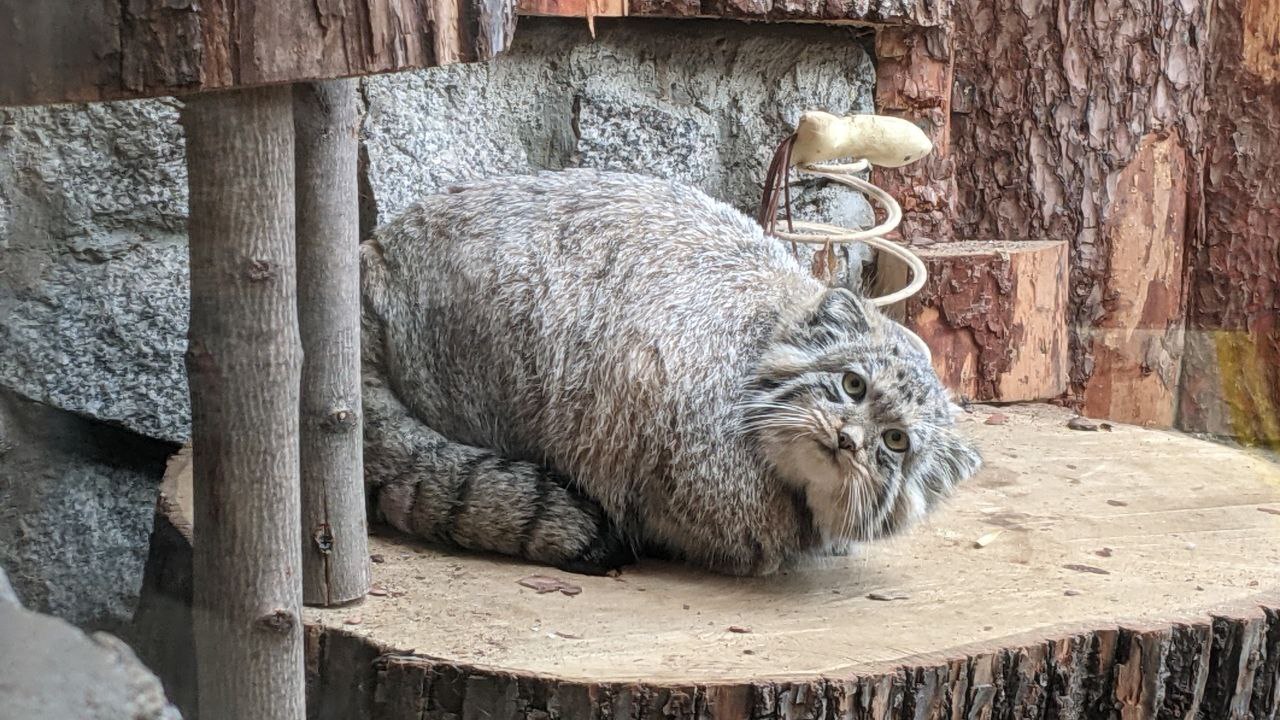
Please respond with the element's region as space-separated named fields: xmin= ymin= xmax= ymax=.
xmin=757 ymin=110 xmax=934 ymax=359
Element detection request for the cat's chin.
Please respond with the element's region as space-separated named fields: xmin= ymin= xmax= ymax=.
xmin=766 ymin=439 xmax=873 ymax=546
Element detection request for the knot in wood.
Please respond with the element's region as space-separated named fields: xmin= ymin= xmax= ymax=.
xmin=254 ymin=609 xmax=297 ymax=634
xmin=313 ymin=525 xmax=334 ymax=554
xmin=244 ymin=258 xmax=279 ymax=282
xmin=321 ymin=406 xmax=359 ymax=434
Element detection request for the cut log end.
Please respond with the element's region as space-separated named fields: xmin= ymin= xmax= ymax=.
xmin=137 ymin=405 xmax=1280 ymax=718
xmin=874 ymin=240 xmax=1069 ymax=403
xmin=307 ymin=403 xmax=1276 ymax=717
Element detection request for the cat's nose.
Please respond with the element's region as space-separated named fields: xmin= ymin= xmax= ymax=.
xmin=838 ymin=427 xmax=863 ymax=451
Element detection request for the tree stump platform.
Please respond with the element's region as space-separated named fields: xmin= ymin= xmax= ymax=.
xmin=241 ymin=404 xmax=1276 ymax=718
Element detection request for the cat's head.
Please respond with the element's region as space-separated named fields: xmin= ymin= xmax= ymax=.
xmin=741 ymin=287 xmax=981 ymax=547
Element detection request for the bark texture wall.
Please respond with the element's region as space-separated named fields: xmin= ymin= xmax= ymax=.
xmin=1179 ymin=0 xmax=1280 ymax=446
xmin=872 ymin=26 xmax=954 ymax=245
xmin=949 ymin=0 xmax=1205 ymax=424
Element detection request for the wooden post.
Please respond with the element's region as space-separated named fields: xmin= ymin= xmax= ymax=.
xmin=294 ymin=79 xmax=370 ymax=606
xmin=182 ymin=86 xmax=305 ymax=720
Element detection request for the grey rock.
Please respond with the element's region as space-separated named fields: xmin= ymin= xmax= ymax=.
xmin=0 ymin=565 xmax=182 ymax=719
xmin=0 ymin=563 xmax=17 ymax=606
xmin=364 ymin=18 xmax=876 ymax=228
xmin=0 ymin=19 xmax=878 ymax=446
xmin=0 ymin=99 xmax=191 ymax=443
xmin=0 ymin=388 xmax=175 ymax=631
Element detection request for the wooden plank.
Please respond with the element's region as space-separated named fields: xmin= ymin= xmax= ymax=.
xmin=874 ymin=241 xmax=1069 ymax=403
xmin=518 ymin=0 xmax=627 ymax=17
xmin=183 ymin=85 xmax=305 ymax=720
xmin=0 ymin=0 xmax=517 ymax=106
xmin=622 ymin=0 xmax=949 ymax=25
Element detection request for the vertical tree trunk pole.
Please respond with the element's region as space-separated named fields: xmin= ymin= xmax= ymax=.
xmin=182 ymin=86 xmax=305 ymax=720
xmin=294 ymin=79 xmax=370 ymax=606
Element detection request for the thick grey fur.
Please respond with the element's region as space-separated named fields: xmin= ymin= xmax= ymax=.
xmin=361 ymin=169 xmax=981 ymax=577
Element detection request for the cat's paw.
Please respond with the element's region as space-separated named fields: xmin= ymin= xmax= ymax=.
xmin=553 ymin=531 xmax=637 ymax=576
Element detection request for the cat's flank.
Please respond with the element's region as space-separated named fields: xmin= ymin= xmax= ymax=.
xmin=361 ymin=169 xmax=981 ymax=577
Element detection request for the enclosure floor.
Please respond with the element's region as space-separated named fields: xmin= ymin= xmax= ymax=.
xmin=307 ymin=404 xmax=1280 ymax=683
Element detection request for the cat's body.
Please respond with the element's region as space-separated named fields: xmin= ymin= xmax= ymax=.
xmin=361 ymin=169 xmax=981 ymax=576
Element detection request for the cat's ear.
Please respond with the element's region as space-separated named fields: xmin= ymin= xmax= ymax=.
xmin=799 ymin=288 xmax=870 ymax=344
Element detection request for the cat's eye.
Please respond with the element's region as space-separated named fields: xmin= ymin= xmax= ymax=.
xmin=882 ymin=429 xmax=910 ymax=453
xmin=841 ymin=372 xmax=866 ymax=401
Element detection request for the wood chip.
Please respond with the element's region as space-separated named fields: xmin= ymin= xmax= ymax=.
xmin=1063 ymin=563 xmax=1111 ymax=575
xmin=1067 ymin=416 xmax=1099 ymax=431
xmin=727 ymin=625 xmax=752 ymax=634
xmin=1106 ymin=499 xmax=1129 ymax=507
xmin=343 ymin=615 xmax=362 ymax=625
xmin=368 ymin=585 xmax=388 ymax=597
xmin=866 ymin=590 xmax=911 ymax=601
xmin=1094 ymin=547 xmax=1114 ymax=558
xmin=517 ymin=575 xmax=583 ymax=597
xmin=551 ymin=631 xmax=581 ymax=639
xmin=973 ymin=530 xmax=1003 ymax=549
xmin=1064 ymin=589 xmax=1082 ymax=596
xmin=1258 ymin=507 xmax=1280 ymax=516
xmin=984 ymin=412 xmax=1009 ymax=426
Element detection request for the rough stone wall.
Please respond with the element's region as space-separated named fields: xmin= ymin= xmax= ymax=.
xmin=0 ymin=100 xmax=190 ymax=444
xmin=0 ymin=17 xmax=877 ymax=629
xmin=0 ymin=388 xmax=176 ymax=631
xmin=363 ymin=18 xmax=875 ymax=225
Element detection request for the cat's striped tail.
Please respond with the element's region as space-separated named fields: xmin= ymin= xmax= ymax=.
xmin=361 ymin=377 xmax=635 ymax=575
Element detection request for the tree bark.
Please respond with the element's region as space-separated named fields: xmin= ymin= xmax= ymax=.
xmin=949 ymin=0 xmax=1205 ymax=424
xmin=294 ymin=79 xmax=370 ymax=608
xmin=182 ymin=86 xmax=305 ymax=720
xmin=871 ymin=26 xmax=954 ymax=246
xmin=301 ymin=611 xmax=1280 ymax=719
xmin=1178 ymin=0 xmax=1280 ymax=448
xmin=625 ymin=0 xmax=950 ymax=25
xmin=875 ymin=240 xmax=1068 ymax=402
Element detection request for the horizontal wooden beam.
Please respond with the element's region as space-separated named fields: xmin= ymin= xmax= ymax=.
xmin=518 ymin=0 xmax=627 ymax=17
xmin=517 ymin=0 xmax=949 ymax=26
xmin=0 ymin=0 xmax=517 ymax=106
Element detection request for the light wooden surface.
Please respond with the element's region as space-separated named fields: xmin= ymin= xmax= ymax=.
xmin=305 ymin=403 xmax=1280 ymax=683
